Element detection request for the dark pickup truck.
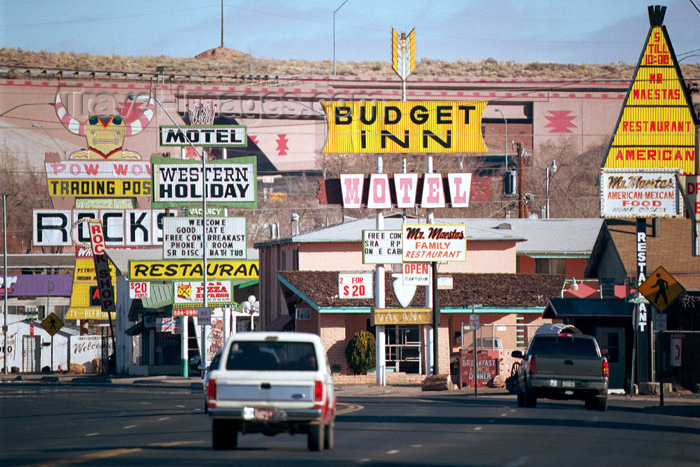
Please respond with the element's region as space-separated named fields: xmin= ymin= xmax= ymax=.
xmin=512 ymin=333 xmax=609 ymax=411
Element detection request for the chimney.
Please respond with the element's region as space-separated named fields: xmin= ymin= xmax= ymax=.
xmin=291 ymin=213 xmax=300 ymax=236
xmin=269 ymin=223 xmax=277 ymax=239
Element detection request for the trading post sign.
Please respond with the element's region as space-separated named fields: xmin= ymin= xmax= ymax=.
xmin=322 ymin=101 xmax=488 ymax=154
xmin=151 ymin=156 xmax=257 ymax=208
xmin=45 ymin=160 xmax=152 ymax=197
xmin=600 ymin=169 xmax=683 ymax=218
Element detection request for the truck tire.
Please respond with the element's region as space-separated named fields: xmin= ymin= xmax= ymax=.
xmin=308 ymin=422 xmax=325 ymax=451
xmin=523 ymin=388 xmax=537 ymax=408
xmin=324 ymin=421 xmax=335 ymax=450
xmin=212 ymin=419 xmax=238 ymax=450
xmin=585 ymin=393 xmax=608 ymax=411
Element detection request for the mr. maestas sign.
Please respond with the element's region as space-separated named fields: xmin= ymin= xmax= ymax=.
xmin=322 ymin=101 xmax=487 ymax=154
xmin=402 ymin=224 xmax=467 ymax=262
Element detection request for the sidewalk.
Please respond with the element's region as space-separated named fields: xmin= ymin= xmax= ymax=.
xmin=2 ymin=373 xmax=699 ymax=417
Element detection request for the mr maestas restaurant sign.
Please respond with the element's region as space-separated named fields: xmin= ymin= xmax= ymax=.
xmin=402 ymin=224 xmax=467 ymax=262
xmin=600 ymin=169 xmax=682 ymax=218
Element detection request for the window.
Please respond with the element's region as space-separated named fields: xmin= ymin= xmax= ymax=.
xmin=535 ymin=258 xmax=565 ymax=275
xmin=226 ymin=341 xmax=318 ymax=371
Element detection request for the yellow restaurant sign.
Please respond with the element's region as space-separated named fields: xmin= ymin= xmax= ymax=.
xmin=322 ymin=101 xmax=488 ymax=154
xmin=129 ymin=260 xmax=259 ymax=281
xmin=602 ymin=7 xmax=697 ymax=175
xmin=371 ymin=307 xmax=433 ymax=326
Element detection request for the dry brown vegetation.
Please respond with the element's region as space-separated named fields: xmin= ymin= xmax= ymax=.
xmin=3 ymin=47 xmax=699 ymax=80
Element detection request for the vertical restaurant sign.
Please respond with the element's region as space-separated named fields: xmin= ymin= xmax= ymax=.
xmin=151 ymin=156 xmax=257 ymax=208
xmin=602 ymin=6 xmax=697 ymax=175
xmin=600 ymin=168 xmax=682 ymax=218
xmin=322 ymin=101 xmax=488 ymax=154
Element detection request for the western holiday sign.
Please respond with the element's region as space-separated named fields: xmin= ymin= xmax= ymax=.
xmin=322 ymin=101 xmax=488 ymax=154
xmin=151 ymin=156 xmax=257 ymax=208
xmin=601 ymin=6 xmax=697 ymax=175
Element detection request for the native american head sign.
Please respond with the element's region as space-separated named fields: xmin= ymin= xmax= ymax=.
xmin=54 ymin=88 xmax=155 ymax=160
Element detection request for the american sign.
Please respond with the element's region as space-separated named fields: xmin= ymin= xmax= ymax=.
xmin=163 ymin=217 xmax=246 ymax=259
xmin=33 ymin=209 xmax=168 ymax=246
xmin=159 ymin=125 xmax=247 ymax=147
xmin=402 ymin=224 xmax=467 ymax=262
xmin=45 ymin=160 xmax=152 ymax=197
xmin=602 ymin=12 xmax=697 ymax=175
xmin=129 ymin=259 xmax=258 ymax=281
xmin=322 ymin=101 xmax=488 ymax=154
xmin=600 ymin=169 xmax=682 ymax=218
xmin=151 ymin=157 xmax=257 ymax=208
xmin=363 ymin=230 xmax=402 ymax=264
xmin=339 ymin=173 xmax=472 ymax=209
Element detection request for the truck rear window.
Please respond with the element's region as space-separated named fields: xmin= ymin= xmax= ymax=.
xmin=528 ymin=336 xmax=599 ymax=358
xmin=225 ymin=341 xmax=318 ymax=371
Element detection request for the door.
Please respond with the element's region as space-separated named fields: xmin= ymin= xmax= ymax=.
xmin=596 ymin=327 xmax=626 ymax=389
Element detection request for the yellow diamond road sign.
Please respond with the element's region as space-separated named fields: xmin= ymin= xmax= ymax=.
xmin=41 ymin=312 xmax=64 ymax=336
xmin=638 ymin=266 xmax=685 ymax=312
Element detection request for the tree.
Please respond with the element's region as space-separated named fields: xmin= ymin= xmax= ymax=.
xmin=345 ymin=331 xmax=376 ymax=375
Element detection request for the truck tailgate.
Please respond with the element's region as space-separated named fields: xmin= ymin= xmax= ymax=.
xmin=535 ymin=357 xmax=602 ymax=379
xmin=214 ymin=371 xmax=316 ymax=404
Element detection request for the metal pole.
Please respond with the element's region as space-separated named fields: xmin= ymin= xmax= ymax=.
xmin=201 ymin=148 xmax=208 ymax=378
xmin=375 ymin=154 xmax=385 ymax=386
xmin=473 ymin=311 xmax=477 ymax=398
xmin=3 ymin=194 xmax=7 ymax=375
xmin=545 ymin=166 xmax=550 ymax=219
xmin=496 ymin=109 xmax=507 ymax=171
xmin=333 ymin=0 xmax=349 ymax=76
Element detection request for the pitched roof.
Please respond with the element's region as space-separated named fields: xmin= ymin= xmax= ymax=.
xmin=258 ymin=216 xmax=602 ymax=256
xmin=544 ymin=298 xmax=634 ymax=319
xmin=587 ymin=218 xmax=700 ymax=290
xmin=278 ymin=270 xmax=565 ymax=309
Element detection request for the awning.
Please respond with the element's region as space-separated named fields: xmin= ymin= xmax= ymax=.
xmin=543 ymin=298 xmax=634 ymax=319
xmin=142 ymin=284 xmax=173 ymax=309
xmin=125 ymin=321 xmax=145 ymax=336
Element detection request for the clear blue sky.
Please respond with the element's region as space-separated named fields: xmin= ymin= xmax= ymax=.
xmin=2 ymin=0 xmax=699 ymax=64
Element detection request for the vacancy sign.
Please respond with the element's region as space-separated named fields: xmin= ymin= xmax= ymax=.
xmin=402 ymin=224 xmax=467 ymax=262
xmin=338 ymin=272 xmax=373 ymax=299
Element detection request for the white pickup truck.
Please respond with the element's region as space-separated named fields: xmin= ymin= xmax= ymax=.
xmin=207 ymin=332 xmax=337 ymax=451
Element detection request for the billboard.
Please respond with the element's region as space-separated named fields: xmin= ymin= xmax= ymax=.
xmin=151 ymin=157 xmax=257 ymax=208
xmin=163 ymin=217 xmax=246 ymax=259
xmin=159 ymin=125 xmax=247 ymax=147
xmin=601 ymin=7 xmax=697 ymax=175
xmin=322 ymin=101 xmax=487 ymax=154
xmin=600 ymin=169 xmax=682 ymax=218
xmin=129 ymin=259 xmax=258 ymax=281
xmin=402 ymin=224 xmax=467 ymax=262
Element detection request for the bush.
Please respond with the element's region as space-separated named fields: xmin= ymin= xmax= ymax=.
xmin=345 ymin=331 xmax=376 ymax=375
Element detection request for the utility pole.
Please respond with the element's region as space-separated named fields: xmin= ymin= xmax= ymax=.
xmin=515 ymin=143 xmax=527 ymax=218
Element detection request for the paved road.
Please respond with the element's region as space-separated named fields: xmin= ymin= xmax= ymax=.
xmin=1 ymin=380 xmax=698 ymax=466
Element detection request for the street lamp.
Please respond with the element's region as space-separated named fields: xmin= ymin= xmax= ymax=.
xmin=333 ymin=0 xmax=350 ymax=76
xmin=495 ymin=109 xmax=507 ymax=170
xmin=32 ymin=124 xmax=66 ymax=156
xmin=545 ymin=160 xmax=557 ymax=219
